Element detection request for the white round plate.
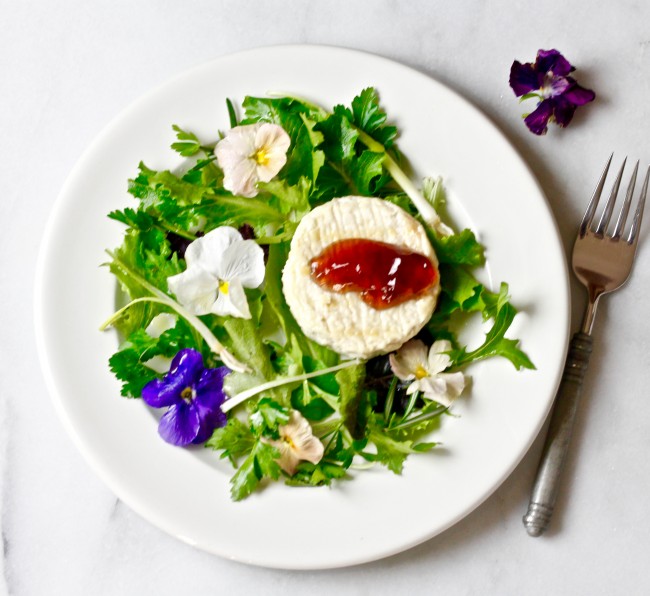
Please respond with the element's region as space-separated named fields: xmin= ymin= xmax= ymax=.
xmin=35 ymin=45 xmax=570 ymax=569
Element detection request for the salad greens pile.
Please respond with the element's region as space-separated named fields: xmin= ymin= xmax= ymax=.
xmin=102 ymin=87 xmax=534 ymax=501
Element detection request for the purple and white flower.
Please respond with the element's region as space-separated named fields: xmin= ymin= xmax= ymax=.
xmin=142 ymin=348 xmax=230 ymax=446
xmin=509 ymin=49 xmax=595 ymax=135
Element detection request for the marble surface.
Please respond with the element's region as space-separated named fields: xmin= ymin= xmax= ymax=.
xmin=3 ymin=0 xmax=650 ymax=594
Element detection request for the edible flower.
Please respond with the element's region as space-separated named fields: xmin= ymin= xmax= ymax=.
xmin=509 ymin=49 xmax=595 ymax=135
xmin=215 ymin=123 xmax=291 ymax=197
xmin=142 ymin=348 xmax=230 ymax=446
xmin=389 ymin=339 xmax=465 ymax=407
xmin=267 ymin=410 xmax=324 ymax=475
xmin=167 ymin=226 xmax=265 ymax=319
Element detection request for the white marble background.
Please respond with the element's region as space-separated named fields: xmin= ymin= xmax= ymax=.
xmin=3 ymin=0 xmax=650 ymax=594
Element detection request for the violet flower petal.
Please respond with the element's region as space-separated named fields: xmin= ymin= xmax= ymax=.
xmin=563 ymin=81 xmax=596 ymax=106
xmin=142 ymin=348 xmax=204 ymax=408
xmin=543 ymin=74 xmax=571 ymax=98
xmin=191 ymin=367 xmax=229 ymax=443
xmin=509 ymin=61 xmax=542 ymax=96
xmin=169 ymin=348 xmax=204 ymax=383
xmin=524 ymin=99 xmax=555 ymax=135
xmin=142 ymin=378 xmax=181 ymax=408
xmin=158 ymin=402 xmax=201 ymax=446
xmin=536 ymin=49 xmax=573 ymax=76
xmin=552 ymin=97 xmax=578 ymax=128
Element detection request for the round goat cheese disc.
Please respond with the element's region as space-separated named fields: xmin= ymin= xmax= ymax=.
xmin=282 ymin=196 xmax=440 ymax=359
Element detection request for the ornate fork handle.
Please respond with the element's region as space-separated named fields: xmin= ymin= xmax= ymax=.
xmin=523 ymin=332 xmax=593 ymax=536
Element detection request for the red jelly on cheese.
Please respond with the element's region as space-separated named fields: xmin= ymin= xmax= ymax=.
xmin=309 ymin=238 xmax=437 ymax=310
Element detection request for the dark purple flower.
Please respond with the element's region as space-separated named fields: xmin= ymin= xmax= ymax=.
xmin=509 ymin=49 xmax=595 ymax=135
xmin=142 ymin=348 xmax=230 ymax=446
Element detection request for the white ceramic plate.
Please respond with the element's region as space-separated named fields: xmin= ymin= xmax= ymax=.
xmin=35 ymin=45 xmax=570 ymax=569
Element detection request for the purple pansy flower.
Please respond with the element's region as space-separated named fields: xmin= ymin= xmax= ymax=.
xmin=509 ymin=49 xmax=595 ymax=135
xmin=142 ymin=348 xmax=230 ymax=446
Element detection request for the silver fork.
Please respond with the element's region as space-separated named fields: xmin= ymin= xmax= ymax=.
xmin=523 ymin=155 xmax=649 ymax=537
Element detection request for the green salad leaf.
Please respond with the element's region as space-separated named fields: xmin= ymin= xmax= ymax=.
xmin=171 ymin=124 xmax=202 ymax=157
xmin=101 ymin=86 xmax=535 ymax=501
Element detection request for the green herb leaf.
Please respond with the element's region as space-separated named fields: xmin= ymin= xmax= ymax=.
xmin=367 ymin=427 xmax=419 ymax=474
xmin=206 ymin=418 xmax=255 ymax=465
xmin=348 ymin=87 xmax=398 ymax=148
xmin=315 ymin=110 xmax=359 ymax=164
xmin=283 ymin=114 xmax=325 ymax=185
xmin=108 ymin=329 xmax=161 ymax=398
xmin=230 ymin=441 xmax=282 ymax=501
xmin=129 ymin=162 xmax=208 ymax=208
xmin=226 ymin=98 xmax=238 ymax=128
xmin=221 ymin=316 xmax=274 ymax=380
xmin=350 ymin=150 xmax=385 ymax=195
xmin=291 ymin=387 xmax=335 ymax=421
xmin=249 ymin=398 xmax=290 ymax=436
xmin=336 ymin=363 xmax=368 ymax=440
xmin=285 ymin=461 xmax=348 ymax=487
xmin=259 ymin=177 xmax=311 ymax=217
xmin=107 ymin=207 xmax=155 ymax=231
xmin=108 ymin=345 xmax=159 ymax=398
xmin=229 ymin=450 xmax=259 ymax=501
xmin=427 ymin=228 xmax=485 ymax=266
xmin=454 ymin=301 xmax=535 ymax=370
xmin=171 ymin=124 xmax=202 ymax=157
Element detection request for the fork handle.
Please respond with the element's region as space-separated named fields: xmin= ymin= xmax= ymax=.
xmin=523 ymin=332 xmax=593 ymax=536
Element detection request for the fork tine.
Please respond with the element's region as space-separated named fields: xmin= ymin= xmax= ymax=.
xmin=627 ymin=165 xmax=649 ymax=244
xmin=594 ymin=157 xmax=627 ymax=235
xmin=612 ymin=160 xmax=639 ymax=239
xmin=580 ymin=153 xmax=613 ymax=236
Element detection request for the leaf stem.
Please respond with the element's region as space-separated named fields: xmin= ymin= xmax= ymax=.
xmin=106 ymin=251 xmax=249 ymax=373
xmin=389 ymin=405 xmax=448 ymax=431
xmin=222 ymin=360 xmax=360 ymax=413
xmin=355 ymin=129 xmax=447 ymax=231
xmin=158 ymin=222 xmax=196 ymax=240
xmin=401 ymin=389 xmax=420 ymax=420
xmin=98 ymin=296 xmax=169 ymax=331
xmin=383 ymin=377 xmax=397 ymax=421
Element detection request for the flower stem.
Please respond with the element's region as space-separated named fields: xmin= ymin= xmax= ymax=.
xmin=221 ymin=359 xmax=361 ymax=413
xmin=105 ymin=251 xmax=249 ymax=373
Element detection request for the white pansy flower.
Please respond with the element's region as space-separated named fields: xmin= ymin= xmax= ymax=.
xmin=215 ymin=123 xmax=291 ymax=198
xmin=268 ymin=410 xmax=324 ymax=476
xmin=389 ymin=339 xmax=465 ymax=407
xmin=167 ymin=226 xmax=265 ymax=319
